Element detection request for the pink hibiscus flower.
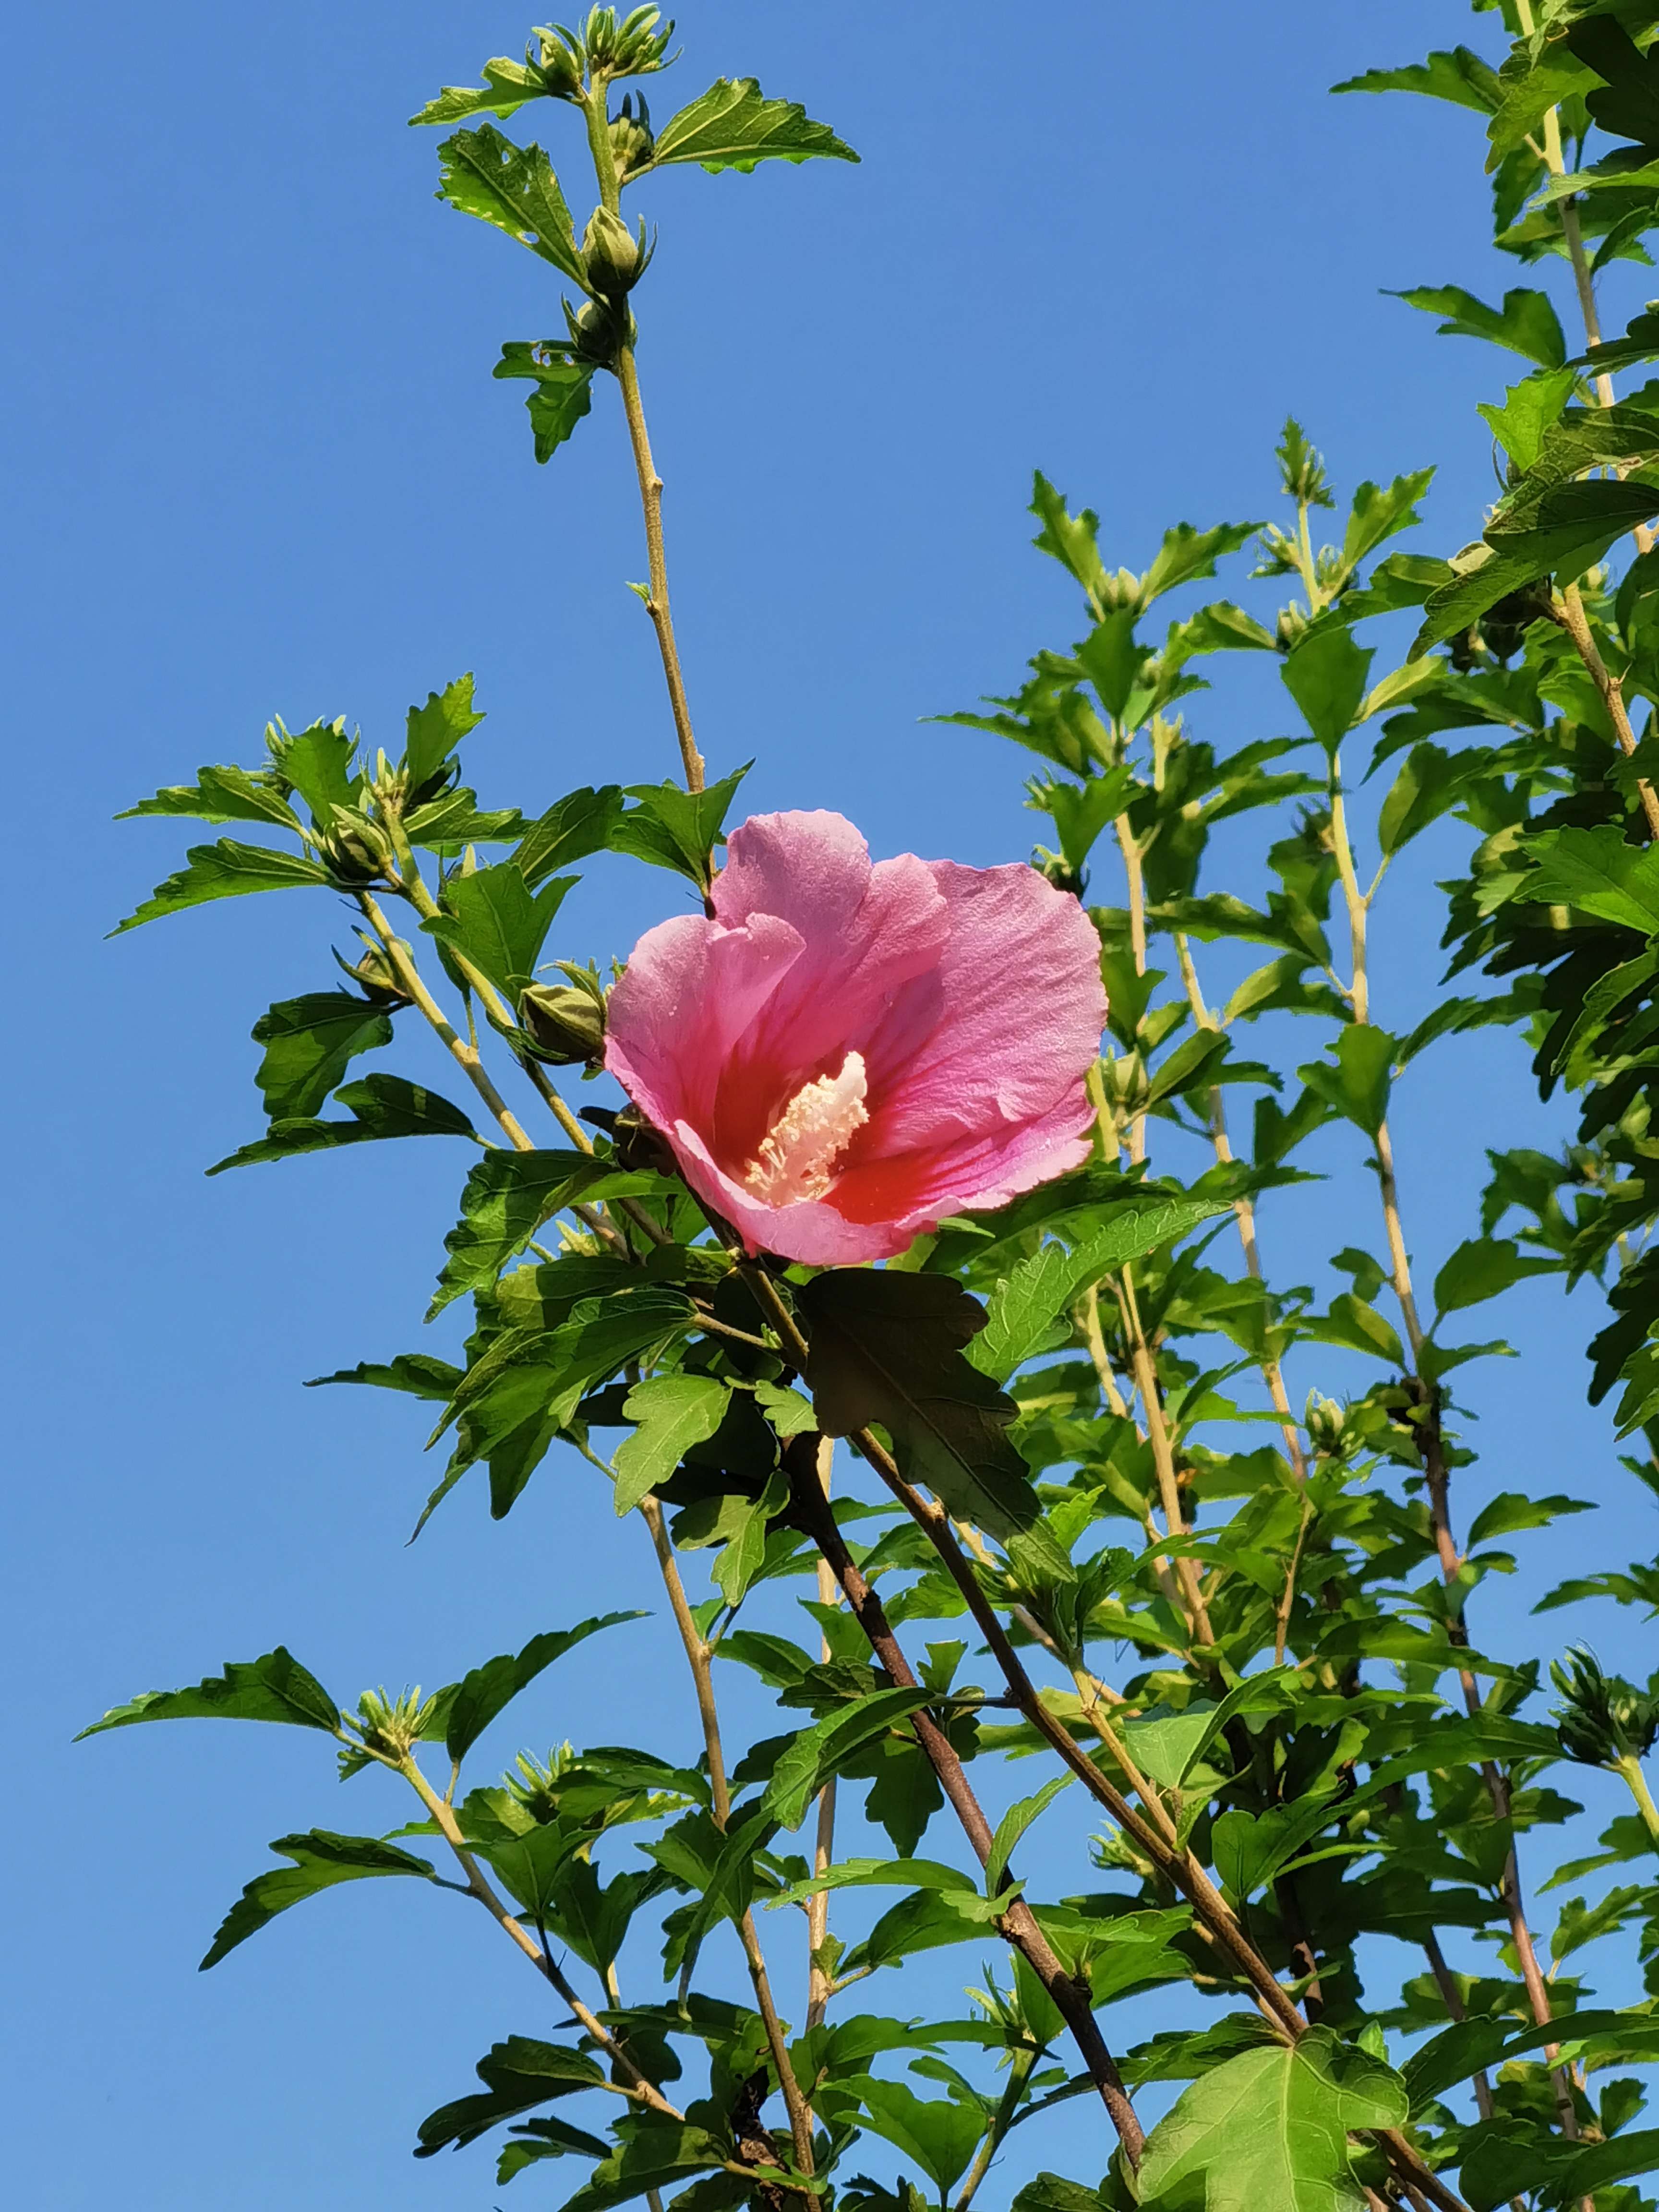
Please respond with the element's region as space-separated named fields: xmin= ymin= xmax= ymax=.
xmin=603 ymin=810 xmax=1106 ymax=1265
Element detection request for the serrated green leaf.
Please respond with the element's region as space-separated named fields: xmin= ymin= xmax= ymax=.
xmin=403 ymin=673 xmax=485 ymax=790
xmin=112 ymin=841 xmax=329 ymax=933
xmin=985 ymin=1775 xmax=1072 ymax=1896
xmin=765 ymin=1689 xmax=937 ymax=1829
xmin=970 ymin=1201 xmax=1227 ymax=1382
xmin=442 ymin=1613 xmax=646 ymax=1764
xmin=430 ymin=1150 xmax=670 ymax=1314
xmin=1393 ymin=283 xmax=1567 ymax=368
xmin=416 ymin=2036 xmax=610 ymax=2158
xmin=1516 ymin=824 xmax=1659 ymax=933
xmin=514 ymin=784 xmax=627 ymax=888
xmin=611 ymin=765 xmax=752 ymax=889
xmin=119 ymin=763 xmax=301 ymax=830
xmin=1298 ymin=1023 xmax=1395 ymax=1137
xmin=249 ymin=993 xmax=394 ymax=1121
xmin=306 ymin=1352 xmax=462 ymax=1400
xmin=1332 ymin=48 xmax=1501 ymax=115
xmin=800 ymin=1271 xmax=1049 ymax=1552
xmin=644 ymin=78 xmax=859 ymax=176
xmin=78 ymin=1648 xmax=340 ymax=1738
xmin=1137 ymin=2029 xmax=1407 ymax=2212
xmin=206 ymin=1074 xmax=477 ymax=1173
xmin=1282 ymin=624 xmax=1374 ymax=753
xmin=1433 ymin=1237 xmax=1557 ymax=1318
xmin=421 ymin=861 xmax=575 ymax=996
xmin=410 ymin=58 xmax=552 ymax=128
xmin=613 ymin=1376 xmax=732 ymax=1514
xmin=493 ymin=343 xmax=597 ymax=462
xmin=436 ymin=126 xmax=588 ymax=288
xmin=201 ymin=1831 xmax=436 ymax=1969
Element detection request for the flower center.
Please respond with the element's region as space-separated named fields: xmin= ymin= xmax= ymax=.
xmin=743 ymin=1051 xmax=869 ymax=1206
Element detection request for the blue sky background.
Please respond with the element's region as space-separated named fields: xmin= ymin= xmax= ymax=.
xmin=7 ymin=1 xmax=1656 ymax=2204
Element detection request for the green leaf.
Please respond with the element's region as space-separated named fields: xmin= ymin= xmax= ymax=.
xmin=772 ymin=1856 xmax=985 ymax=1909
xmin=306 ymin=1352 xmax=462 ymax=1400
xmin=1409 ymin=543 xmax=1548 ymax=657
xmin=970 ymin=1201 xmax=1227 ymax=1382
xmin=1467 ymin=1490 xmax=1593 ymax=1546
xmin=611 ymin=765 xmax=752 ymax=890
xmin=1376 ymin=743 xmax=1469 ymax=856
xmin=416 ymin=2036 xmax=610 ymax=2157
xmin=112 ymin=841 xmax=329 ymax=933
xmin=645 ymin=78 xmax=859 ymax=176
xmin=201 ymin=1831 xmax=436 ymax=1969
xmin=766 ymin=1689 xmax=938 ymax=1830
xmin=120 ymin=762 xmax=301 ymax=830
xmin=1030 ymin=473 xmax=1111 ymax=606
xmin=430 ymin=1150 xmax=669 ymax=1314
xmin=1392 ymin=284 xmax=1567 ymax=368
xmin=1342 ymin=469 xmax=1436 ymax=574
xmin=78 ymin=1648 xmax=340 ymax=1738
xmin=612 ymin=1376 xmax=732 ymax=1514
xmin=1433 ymin=1237 xmax=1556 ymax=1318
xmin=1478 ymin=367 xmax=1579 ymax=471
xmin=1516 ymin=824 xmax=1659 ymax=933
xmin=515 ymin=784 xmax=627 ymax=887
xmin=402 ymin=790 xmax=522 ymax=854
xmin=275 ymin=718 xmax=361 ymax=820
xmin=442 ymin=1613 xmax=647 ymax=1765
xmin=493 ymin=342 xmax=597 ymax=463
xmin=985 ymin=1775 xmax=1072 ymax=1896
xmin=1137 ymin=2028 xmax=1408 ymax=2212
xmin=556 ymin=2125 xmax=734 ymax=2212
xmin=799 ymin=1271 xmax=1048 ymax=1551
xmin=841 ymin=2076 xmax=986 ymax=2198
xmin=250 ymin=993 xmax=394 ymax=1121
xmin=1281 ymin=625 xmax=1374 ymax=753
xmin=1332 ymin=48 xmax=1501 ymax=115
xmin=1139 ymin=520 xmax=1262 ymax=607
xmin=410 ymin=58 xmax=553 ymax=128
xmin=436 ymin=126 xmax=588 ymax=288
xmin=754 ymin=1380 xmax=817 ymax=1437
xmin=1403 ymin=2007 xmax=1654 ymax=2110
xmin=1028 ymin=766 xmax=1135 ymax=872
xmin=1211 ymin=1797 xmax=1346 ymax=1901
xmin=1298 ymin=1024 xmax=1395 ymax=1137
xmin=206 ymin=1075 xmax=478 ymax=1173
xmin=403 ymin=673 xmax=485 ymax=790
xmin=1305 ymin=1291 xmax=1406 ymax=1369
xmin=422 ymin=862 xmax=576 ymax=996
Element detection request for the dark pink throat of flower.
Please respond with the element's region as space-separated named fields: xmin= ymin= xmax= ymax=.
xmin=731 ymin=1050 xmax=870 ymax=1207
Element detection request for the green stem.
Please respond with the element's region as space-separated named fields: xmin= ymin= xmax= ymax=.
xmin=1616 ymin=1753 xmax=1659 ymax=1847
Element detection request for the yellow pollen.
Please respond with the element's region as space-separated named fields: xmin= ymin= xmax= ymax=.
xmin=744 ymin=1051 xmax=869 ymax=1205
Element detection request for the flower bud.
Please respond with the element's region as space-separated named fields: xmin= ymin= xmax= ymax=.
xmin=520 ymin=981 xmax=608 ymax=1065
xmin=1551 ymin=1646 xmax=1659 ymax=1767
xmin=528 ymin=28 xmax=585 ymax=100
xmin=564 ymin=292 xmax=634 ymax=369
xmin=582 ymin=206 xmax=652 ymax=297
xmin=610 ymin=92 xmax=655 ymax=182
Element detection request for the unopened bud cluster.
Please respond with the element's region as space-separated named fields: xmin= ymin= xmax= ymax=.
xmin=1551 ymin=1646 xmax=1659 ymax=1768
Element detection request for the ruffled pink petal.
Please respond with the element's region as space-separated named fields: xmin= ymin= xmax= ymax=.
xmin=707 ymin=814 xmax=949 ymax=1169
xmin=855 ymin=862 xmax=1106 ymax=1158
xmin=604 ymin=909 xmax=805 ymax=1137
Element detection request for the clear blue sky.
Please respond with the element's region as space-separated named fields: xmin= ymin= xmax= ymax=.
xmin=6 ymin=2 xmax=1647 ymax=2205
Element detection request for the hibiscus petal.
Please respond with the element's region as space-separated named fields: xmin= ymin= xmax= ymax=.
xmin=708 ymin=813 xmax=948 ymax=1165
xmin=605 ymin=909 xmax=804 ymax=1135
xmin=857 ymin=862 xmax=1106 ymax=1157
